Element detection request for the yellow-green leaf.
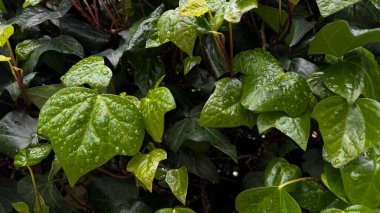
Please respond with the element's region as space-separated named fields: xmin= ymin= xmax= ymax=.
xmin=180 ymin=0 xmax=209 ymax=17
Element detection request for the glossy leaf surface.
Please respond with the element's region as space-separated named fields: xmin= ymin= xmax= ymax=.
xmin=26 ymin=84 xmax=65 ymax=109
xmin=165 ymin=167 xmax=188 ymax=205
xmin=61 ymin=56 xmax=112 ymax=91
xmin=156 ymin=207 xmax=195 ymax=213
xmin=15 ymin=39 xmax=41 ymax=61
xmin=321 ymin=205 xmax=373 ymax=213
xmin=183 ymin=56 xmax=201 ymax=75
xmin=0 ymin=25 xmax=13 ymax=47
xmin=264 ymin=158 xmax=302 ymax=192
xmin=141 ymin=87 xmax=176 ymax=142
xmin=14 ymin=144 xmax=52 ymax=168
xmin=224 ymin=0 xmax=258 ymax=23
xmin=316 ymin=0 xmax=360 ymax=17
xmin=180 ymin=0 xmax=209 ymax=16
xmin=127 ymin=149 xmax=167 ymax=192
xmin=38 ymin=87 xmax=145 ymax=186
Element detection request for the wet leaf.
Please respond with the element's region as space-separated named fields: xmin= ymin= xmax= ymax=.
xmin=312 ymin=96 xmax=380 ymax=167
xmin=38 ymin=87 xmax=145 ymax=186
xmin=165 ymin=167 xmax=188 ymax=205
xmin=156 ymin=207 xmax=195 ymax=213
xmin=14 ymin=144 xmax=52 ymax=168
xmin=141 ymin=87 xmax=176 ymax=142
xmin=258 ymin=109 xmax=310 ymax=150
xmin=15 ymin=39 xmax=41 ymax=61
xmin=307 ymin=72 xmax=335 ymax=100
xmin=235 ymin=187 xmax=302 ymax=213
xmin=26 ymin=84 xmax=65 ymax=109
xmin=4 ymin=72 xmax=37 ymax=102
xmin=224 ymin=0 xmax=258 ymax=23
xmin=321 ymin=205 xmax=374 ymax=213
xmin=0 ymin=25 xmax=13 ymax=47
xmin=264 ymin=158 xmax=302 ymax=192
xmin=61 ymin=56 xmax=112 ymax=91
xmin=309 ymin=20 xmax=380 ymax=57
xmin=0 ymin=110 xmax=37 ymax=157
xmin=23 ymin=0 xmax=42 ymax=7
xmin=316 ymin=0 xmax=360 ymax=17
xmin=200 ymin=77 xmax=256 ymax=128
xmin=166 ymin=118 xmax=198 ymax=152
xmin=127 ymin=149 xmax=167 ymax=192
xmin=183 ymin=56 xmax=201 ymax=75
xmin=180 ymin=0 xmax=209 ymax=17
xmin=321 ymin=163 xmax=349 ymax=202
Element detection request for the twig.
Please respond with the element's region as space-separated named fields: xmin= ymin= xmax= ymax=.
xmin=260 ymin=24 xmax=269 ymax=49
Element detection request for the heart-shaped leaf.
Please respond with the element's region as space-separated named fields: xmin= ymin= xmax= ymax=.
xmin=0 ymin=25 xmax=13 ymax=47
xmin=26 ymin=84 xmax=65 ymax=109
xmin=15 ymin=39 xmax=41 ymax=61
xmin=312 ymin=96 xmax=380 ymax=167
xmin=180 ymin=0 xmax=209 ymax=17
xmin=224 ymin=0 xmax=258 ymax=23
xmin=184 ymin=56 xmax=202 ymax=75
xmin=14 ymin=144 xmax=52 ymax=168
xmin=321 ymin=205 xmax=373 ymax=213
xmin=165 ymin=167 xmax=188 ymax=205
xmin=141 ymin=87 xmax=176 ymax=142
xmin=307 ymin=72 xmax=335 ymax=100
xmin=321 ymin=163 xmax=349 ymax=202
xmin=156 ymin=207 xmax=195 ymax=213
xmin=127 ymin=149 xmax=167 ymax=192
xmin=38 ymin=87 xmax=145 ymax=186
xmin=264 ymin=158 xmax=302 ymax=192
xmin=316 ymin=0 xmax=360 ymax=17
xmin=61 ymin=56 xmax=112 ymax=91
xmin=200 ymin=77 xmax=256 ymax=128
xmin=235 ymin=187 xmax=302 ymax=213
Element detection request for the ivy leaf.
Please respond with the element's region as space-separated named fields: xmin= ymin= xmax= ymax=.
xmin=316 ymin=0 xmax=360 ymax=17
xmin=157 ymin=9 xmax=198 ymax=56
xmin=184 ymin=56 xmax=202 ymax=75
xmin=141 ymin=87 xmax=176 ymax=142
xmin=12 ymin=202 xmax=30 ymax=213
xmin=235 ymin=187 xmax=302 ymax=213
xmin=23 ymin=35 xmax=84 ymax=73
xmin=199 ymin=77 xmax=256 ymax=128
xmin=26 ymin=84 xmax=65 ymax=109
xmin=38 ymin=87 xmax=145 ymax=186
xmin=206 ymin=0 xmax=225 ymax=12
xmin=156 ymin=207 xmax=195 ymax=213
xmin=0 ymin=110 xmax=37 ymax=157
xmin=127 ymin=149 xmax=167 ymax=192
xmin=312 ymin=96 xmax=380 ymax=167
xmin=0 ymin=0 xmax=6 ymax=13
xmin=180 ymin=0 xmax=209 ymax=17
xmin=308 ymin=20 xmax=380 ymax=57
xmin=166 ymin=118 xmax=198 ymax=152
xmin=15 ymin=39 xmax=41 ymax=61
xmin=241 ymin=72 xmax=310 ymax=117
xmin=264 ymin=158 xmax=302 ymax=192
xmin=321 ymin=205 xmax=373 ymax=213
xmin=4 ymin=72 xmax=37 ymax=102
xmin=165 ymin=167 xmax=188 ymax=205
xmin=202 ymin=35 xmax=228 ymax=77
xmin=224 ymin=0 xmax=258 ymax=23
xmin=23 ymin=0 xmax=42 ymax=7
xmin=321 ymin=163 xmax=349 ymax=202
xmin=257 ymin=109 xmax=311 ymax=150
xmin=61 ymin=56 xmax=112 ymax=91
xmin=340 ymin=144 xmax=380 ymax=208
xmin=307 ymin=72 xmax=335 ymax=100
xmin=0 ymin=25 xmax=14 ymax=47
xmin=0 ymin=179 xmax=21 ymax=212
xmin=14 ymin=144 xmax=52 ymax=168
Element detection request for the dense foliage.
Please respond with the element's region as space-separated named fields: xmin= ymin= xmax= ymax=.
xmin=1 ymin=0 xmax=380 ymax=212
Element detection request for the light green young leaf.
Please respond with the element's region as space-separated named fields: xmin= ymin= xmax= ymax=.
xmin=127 ymin=149 xmax=167 ymax=192
xmin=157 ymin=9 xmax=198 ymax=56
xmin=264 ymin=158 xmax=302 ymax=192
xmin=180 ymin=0 xmax=209 ymax=17
xmin=61 ymin=56 xmax=112 ymax=91
xmin=14 ymin=144 xmax=52 ymax=168
xmin=235 ymin=187 xmax=302 ymax=213
xmin=321 ymin=205 xmax=374 ymax=213
xmin=26 ymin=84 xmax=65 ymax=109
xmin=38 ymin=87 xmax=145 ymax=186
xmin=12 ymin=202 xmax=30 ymax=213
xmin=224 ymin=0 xmax=258 ymax=23
xmin=257 ymin=109 xmax=311 ymax=150
xmin=200 ymin=77 xmax=256 ymax=128
xmin=141 ymin=87 xmax=176 ymax=142
xmin=309 ymin=20 xmax=380 ymax=57
xmin=316 ymin=0 xmax=360 ymax=17
xmin=156 ymin=207 xmax=195 ymax=213
xmin=206 ymin=0 xmax=225 ymax=12
xmin=184 ymin=56 xmax=202 ymax=75
xmin=0 ymin=25 xmax=14 ymax=47
xmin=165 ymin=167 xmax=188 ymax=205
xmin=312 ymin=96 xmax=380 ymax=167
xmin=23 ymin=0 xmax=43 ymax=7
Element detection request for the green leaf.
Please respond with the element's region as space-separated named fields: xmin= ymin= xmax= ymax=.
xmin=23 ymin=35 xmax=84 ymax=73
xmin=235 ymin=187 xmax=302 ymax=213
xmin=224 ymin=0 xmax=258 ymax=23
xmin=0 ymin=25 xmax=13 ymax=47
xmin=241 ymin=72 xmax=310 ymax=117
xmin=157 ymin=9 xmax=198 ymax=56
xmin=141 ymin=87 xmax=176 ymax=142
xmin=202 ymin=35 xmax=228 ymax=77
xmin=0 ymin=0 xmax=7 ymax=13
xmin=206 ymin=0 xmax=225 ymax=12
xmin=340 ymin=144 xmax=380 ymax=208
xmin=0 ymin=110 xmax=37 ymax=157
xmin=15 ymin=39 xmax=41 ymax=61
xmin=127 ymin=149 xmax=167 ymax=192
xmin=23 ymin=0 xmax=42 ymax=7
xmin=184 ymin=56 xmax=202 ymax=75
xmin=308 ymin=20 xmax=380 ymax=57
xmin=321 ymin=163 xmax=349 ymax=202
xmin=371 ymin=0 xmax=380 ymax=9
xmin=166 ymin=118 xmax=198 ymax=152
xmin=199 ymin=77 xmax=256 ymax=128
xmin=258 ymin=110 xmax=310 ymax=150
xmin=306 ymin=72 xmax=335 ymax=100
xmin=4 ymin=72 xmax=37 ymax=102
xmin=312 ymin=96 xmax=380 ymax=167
xmin=316 ymin=0 xmax=360 ymax=17
xmin=165 ymin=167 xmax=188 ymax=205
xmin=26 ymin=84 xmax=65 ymax=109
xmin=156 ymin=207 xmax=195 ymax=213
xmin=61 ymin=56 xmax=112 ymax=91
xmin=38 ymin=87 xmax=145 ymax=186
xmin=180 ymin=0 xmax=209 ymax=17
xmin=12 ymin=202 xmax=30 ymax=213
xmin=48 ymin=155 xmax=61 ymax=181
xmin=14 ymin=144 xmax=52 ymax=168
xmin=264 ymin=158 xmax=302 ymax=192
xmin=0 ymin=178 xmax=21 ymax=213
xmin=321 ymin=205 xmax=374 ymax=213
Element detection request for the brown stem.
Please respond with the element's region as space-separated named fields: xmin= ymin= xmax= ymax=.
xmin=99 ymin=0 xmax=121 ymax=29
xmin=71 ymin=0 xmax=94 ymax=24
xmin=83 ymin=0 xmax=98 ymax=25
xmin=211 ymin=32 xmax=231 ymax=74
xmin=200 ymin=179 xmax=211 ymax=213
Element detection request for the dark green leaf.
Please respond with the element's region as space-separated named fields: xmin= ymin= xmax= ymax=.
xmin=200 ymin=77 xmax=256 ymax=128
xmin=316 ymin=0 xmax=360 ymax=17
xmin=38 ymin=87 xmax=145 ymax=186
xmin=302 ymin=149 xmax=324 ymax=176
xmin=235 ymin=187 xmax=302 ymax=213
xmin=26 ymin=84 xmax=65 ymax=109
xmin=282 ymin=57 xmax=318 ymax=77
xmin=141 ymin=87 xmax=176 ymax=142
xmin=312 ymin=96 xmax=380 ymax=167
xmin=307 ymin=72 xmax=335 ymax=100
xmin=4 ymin=72 xmax=37 ymax=102
xmin=202 ymin=35 xmax=228 ymax=78
xmin=322 ymin=163 xmax=349 ymax=202
xmin=264 ymin=158 xmax=302 ymax=192
xmin=166 ymin=118 xmax=197 ymax=152
xmin=0 ymin=110 xmax=37 ymax=157
xmin=0 ymin=178 xmax=21 ymax=213
xmin=184 ymin=56 xmax=202 ymax=75
xmin=165 ymin=167 xmax=188 ymax=205
xmin=127 ymin=149 xmax=167 ymax=192
xmin=308 ymin=20 xmax=380 ymax=57
xmin=14 ymin=144 xmax=51 ymax=168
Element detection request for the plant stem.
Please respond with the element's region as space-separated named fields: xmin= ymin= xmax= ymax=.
xmin=279 ymin=176 xmax=320 ymax=189
xmin=6 ymin=40 xmax=17 ymax=67
xmin=27 ymin=165 xmax=43 ymax=213
xmin=229 ymin=22 xmax=234 ymax=70
xmin=278 ymin=0 xmax=282 ymax=33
